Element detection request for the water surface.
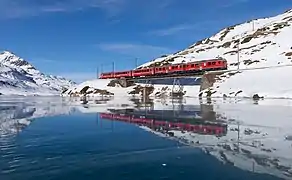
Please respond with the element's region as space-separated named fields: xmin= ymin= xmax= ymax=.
xmin=0 ymin=97 xmax=291 ymax=180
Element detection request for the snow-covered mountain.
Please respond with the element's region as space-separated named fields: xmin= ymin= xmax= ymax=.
xmin=0 ymin=51 xmax=75 ymax=96
xmin=139 ymin=9 xmax=292 ymax=98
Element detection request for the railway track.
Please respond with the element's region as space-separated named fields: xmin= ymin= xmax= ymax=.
xmin=101 ymin=64 xmax=292 ymax=81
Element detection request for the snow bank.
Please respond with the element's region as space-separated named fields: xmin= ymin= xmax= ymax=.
xmin=204 ymin=65 xmax=292 ymax=98
xmin=62 ymin=78 xmax=202 ymax=98
xmin=62 ymin=79 xmax=136 ymax=97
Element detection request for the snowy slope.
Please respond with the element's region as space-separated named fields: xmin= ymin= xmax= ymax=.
xmin=139 ymin=9 xmax=292 ymax=98
xmin=62 ymin=79 xmax=135 ymax=97
xmin=0 ymin=51 xmax=75 ymax=96
xmin=62 ymin=78 xmax=200 ymax=98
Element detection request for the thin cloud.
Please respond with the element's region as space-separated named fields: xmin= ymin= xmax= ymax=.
xmin=149 ymin=24 xmax=198 ymax=36
xmin=97 ymin=43 xmax=174 ymax=56
xmin=57 ymin=72 xmax=97 ymax=83
xmin=0 ymin=0 xmax=125 ymax=19
xmin=149 ymin=20 xmax=220 ymax=37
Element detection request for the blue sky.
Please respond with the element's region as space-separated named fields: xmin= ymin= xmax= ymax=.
xmin=0 ymin=0 xmax=291 ymax=82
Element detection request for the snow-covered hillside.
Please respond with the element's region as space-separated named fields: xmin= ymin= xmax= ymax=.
xmin=0 ymin=51 xmax=75 ymax=96
xmin=139 ymin=9 xmax=292 ymax=98
xmin=62 ymin=78 xmax=200 ymax=98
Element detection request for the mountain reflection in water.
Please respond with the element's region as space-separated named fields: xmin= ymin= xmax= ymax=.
xmin=0 ymin=97 xmax=291 ymax=180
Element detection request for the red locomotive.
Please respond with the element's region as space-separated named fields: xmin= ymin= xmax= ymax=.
xmin=99 ymin=58 xmax=227 ymax=79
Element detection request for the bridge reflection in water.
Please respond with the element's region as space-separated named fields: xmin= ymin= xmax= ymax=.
xmin=98 ymin=100 xmax=228 ymax=137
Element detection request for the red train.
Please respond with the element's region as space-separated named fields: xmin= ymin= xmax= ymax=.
xmin=100 ymin=113 xmax=227 ymax=136
xmin=99 ymin=58 xmax=228 ymax=79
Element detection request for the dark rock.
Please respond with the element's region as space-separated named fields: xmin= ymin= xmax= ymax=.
xmin=261 ymin=148 xmax=272 ymax=153
xmin=80 ymin=86 xmax=90 ymax=94
xmin=61 ymin=88 xmax=68 ymax=94
xmin=285 ymin=52 xmax=292 ymax=56
xmin=107 ymin=79 xmax=135 ymax=88
xmin=253 ymin=94 xmax=264 ymax=100
xmin=241 ymin=36 xmax=253 ymax=44
xmin=205 ymin=90 xmax=212 ymax=97
xmin=285 ymin=135 xmax=292 ymax=141
xmin=94 ymin=89 xmax=114 ymax=96
xmin=235 ymin=90 xmax=243 ymax=96
xmin=241 ymin=149 xmax=252 ymax=154
xmin=221 ymin=41 xmax=232 ymax=48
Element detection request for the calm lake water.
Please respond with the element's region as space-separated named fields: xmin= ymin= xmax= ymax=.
xmin=0 ymin=97 xmax=291 ymax=180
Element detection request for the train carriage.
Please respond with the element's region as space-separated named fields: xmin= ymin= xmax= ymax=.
xmin=168 ymin=64 xmax=185 ymax=74
xmin=132 ymin=68 xmax=154 ymax=77
xmin=201 ymin=59 xmax=227 ymax=71
xmin=100 ymin=72 xmax=113 ymax=79
xmin=113 ymin=70 xmax=132 ymax=78
xmin=184 ymin=62 xmax=201 ymax=72
xmin=99 ymin=58 xmax=228 ymax=79
xmin=154 ymin=66 xmax=168 ymax=75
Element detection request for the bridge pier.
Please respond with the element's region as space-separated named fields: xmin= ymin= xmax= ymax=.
xmin=200 ymin=71 xmax=226 ymax=92
xmin=170 ymin=78 xmax=184 ymax=98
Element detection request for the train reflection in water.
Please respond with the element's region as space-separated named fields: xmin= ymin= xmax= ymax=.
xmin=100 ymin=103 xmax=228 ymax=137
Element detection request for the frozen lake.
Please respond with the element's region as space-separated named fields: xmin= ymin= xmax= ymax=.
xmin=0 ymin=96 xmax=291 ymax=180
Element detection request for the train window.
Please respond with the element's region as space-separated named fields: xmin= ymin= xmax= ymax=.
xmin=212 ymin=62 xmax=216 ymax=65
xmin=195 ymin=64 xmax=199 ymax=67
xmin=218 ymin=61 xmax=221 ymax=64
xmin=207 ymin=62 xmax=211 ymax=66
xmin=183 ymin=65 xmax=186 ymax=68
xmin=191 ymin=64 xmax=195 ymax=68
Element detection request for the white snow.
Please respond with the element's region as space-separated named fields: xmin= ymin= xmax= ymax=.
xmin=0 ymin=51 xmax=75 ymax=96
xmin=207 ymin=65 xmax=292 ymax=98
xmin=62 ymin=79 xmax=136 ymax=97
xmin=63 ymin=78 xmax=202 ymax=98
xmin=137 ymin=9 xmax=292 ymax=99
